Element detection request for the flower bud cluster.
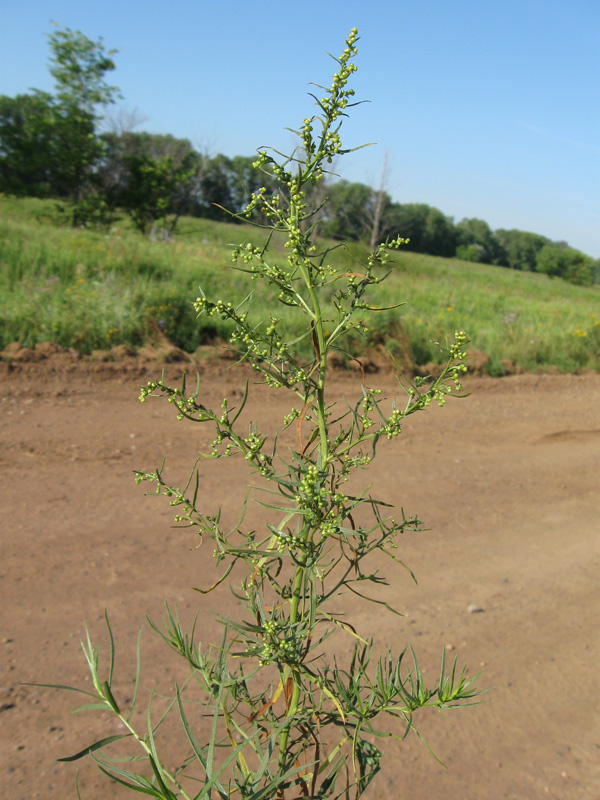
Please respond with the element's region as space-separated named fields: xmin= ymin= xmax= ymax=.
xmin=134 ymin=469 xmax=157 ymax=485
xmin=360 ymin=387 xmax=383 ymax=430
xmin=139 ymin=379 xmax=211 ymax=423
xmin=245 ymin=619 xmax=300 ymax=667
xmin=382 ymin=408 xmax=403 ymax=439
xmin=449 ymin=330 xmax=468 ymax=360
xmin=135 ymin=469 xmax=221 ymax=541
xmin=318 ymin=28 xmax=359 ymax=128
xmin=367 ymin=237 xmax=409 ymax=268
xmin=339 ymin=452 xmax=372 ymax=479
xmin=231 ymin=242 xmax=262 ymax=265
xmin=194 ymin=295 xmax=234 ymax=321
xmin=275 ymin=529 xmax=301 ymax=554
xmin=283 ymin=408 xmax=300 ymax=428
xmin=138 ymin=380 xmax=159 ymax=403
xmin=197 ymin=292 xmax=294 ymax=371
xmin=407 ymin=334 xmax=469 ymax=412
xmin=243 ymin=431 xmax=263 ymax=461
xmin=240 ymin=186 xmax=268 ymax=219
xmin=295 ymin=463 xmax=322 ymax=506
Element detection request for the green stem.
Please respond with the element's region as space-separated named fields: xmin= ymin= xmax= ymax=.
xmin=278 ymin=195 xmax=332 ymax=772
xmin=278 ymin=558 xmax=305 ymax=767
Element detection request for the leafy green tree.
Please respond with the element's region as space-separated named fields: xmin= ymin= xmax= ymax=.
xmin=47 ymin=25 xmax=119 ymax=113
xmin=536 ymin=244 xmax=595 ymax=286
xmin=0 ymin=92 xmax=56 ymax=196
xmin=456 ymin=243 xmax=487 ymax=262
xmin=494 ymin=229 xmax=549 ymax=271
xmin=197 ymin=153 xmax=235 ymax=218
xmin=320 ymin=179 xmax=374 ymax=240
xmin=455 ymin=218 xmax=501 ymax=264
xmin=120 ymin=154 xmax=197 ymax=234
xmin=45 ymin=25 xmax=120 ymax=204
xmin=380 ymin=202 xmax=455 ymax=257
xmin=422 ymin=206 xmax=456 ymax=257
xmin=0 ymin=25 xmax=120 ymax=216
xmin=98 ymin=130 xmax=204 ymax=222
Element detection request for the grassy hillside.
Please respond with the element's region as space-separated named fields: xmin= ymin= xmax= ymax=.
xmin=1 ymin=195 xmax=598 ymax=373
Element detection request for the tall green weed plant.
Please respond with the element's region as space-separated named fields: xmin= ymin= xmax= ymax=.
xmin=41 ymin=31 xmax=485 ymax=798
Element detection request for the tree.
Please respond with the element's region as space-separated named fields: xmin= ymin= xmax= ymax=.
xmin=536 ymin=244 xmax=595 ymax=286
xmin=120 ymin=154 xmax=197 ymax=234
xmin=369 ymin=151 xmax=391 ymax=251
xmin=455 ymin=218 xmax=501 ymax=264
xmin=197 ymin=153 xmax=236 ymax=218
xmin=47 ymin=25 xmax=120 ymax=204
xmin=0 ymin=27 xmax=119 ymax=211
xmin=494 ymin=229 xmax=549 ymax=271
xmin=378 ymin=202 xmax=455 ymax=257
xmin=320 ymin=180 xmax=374 ymax=240
xmin=98 ymin=130 xmax=205 ymax=224
xmin=0 ymin=92 xmax=56 ymax=196
xmin=48 ymin=25 xmax=119 ymax=113
xmin=422 ymin=206 xmax=456 ymax=257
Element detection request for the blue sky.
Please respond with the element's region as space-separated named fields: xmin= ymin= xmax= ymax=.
xmin=2 ymin=0 xmax=599 ymax=256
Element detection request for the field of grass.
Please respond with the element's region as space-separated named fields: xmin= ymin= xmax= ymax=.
xmin=1 ymin=194 xmax=599 ymax=373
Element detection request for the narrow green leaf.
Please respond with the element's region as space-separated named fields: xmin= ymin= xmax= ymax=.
xmin=102 ymin=680 xmax=120 ymax=714
xmin=95 ymin=764 xmax=166 ymax=797
xmin=72 ymin=702 xmax=113 ymax=713
xmin=58 ymin=734 xmax=131 ymax=762
xmin=23 ymin=681 xmax=97 ymax=699
xmin=104 ymin=611 xmax=115 ymax=687
xmin=176 ymin=686 xmax=207 ymax=766
xmin=127 ymin=626 xmax=144 ymax=722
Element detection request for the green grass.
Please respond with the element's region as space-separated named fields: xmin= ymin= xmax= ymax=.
xmin=1 ymin=194 xmax=599 ymax=373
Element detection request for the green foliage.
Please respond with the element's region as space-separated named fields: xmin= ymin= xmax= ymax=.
xmin=0 ymin=92 xmax=57 ymax=196
xmin=455 ymin=243 xmax=486 ymax=262
xmin=535 ymin=243 xmax=595 ymax=286
xmin=494 ymin=228 xmax=549 ymax=271
xmin=1 ymin=24 xmax=596 ymax=288
xmin=320 ymin=180 xmax=376 ymax=240
xmin=42 ymin=31 xmax=487 ymax=799
xmin=0 ymin=25 xmax=119 ymax=212
xmin=2 ymin=193 xmax=600 ymax=372
xmin=455 ymin=218 xmax=500 ymax=264
xmin=46 ymin=25 xmax=120 ymax=205
xmin=47 ymin=24 xmax=119 ymax=112
xmin=98 ymin=131 xmax=205 ymax=227
xmin=120 ymin=154 xmax=197 ymax=234
xmin=380 ymin=202 xmax=456 ymax=258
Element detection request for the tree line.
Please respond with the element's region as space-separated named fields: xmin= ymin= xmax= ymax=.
xmin=0 ymin=26 xmax=597 ymax=286
xmin=321 ymin=185 xmax=598 ymax=285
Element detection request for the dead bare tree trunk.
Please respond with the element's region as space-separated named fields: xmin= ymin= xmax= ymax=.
xmin=369 ymin=151 xmax=390 ymax=251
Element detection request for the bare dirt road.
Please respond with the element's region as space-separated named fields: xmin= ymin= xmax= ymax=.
xmin=1 ymin=353 xmax=599 ymax=799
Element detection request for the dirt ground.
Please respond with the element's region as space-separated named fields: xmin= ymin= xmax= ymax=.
xmin=1 ymin=351 xmax=599 ymax=800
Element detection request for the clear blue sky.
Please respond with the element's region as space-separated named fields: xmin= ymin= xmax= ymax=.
xmin=2 ymin=0 xmax=599 ymax=257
